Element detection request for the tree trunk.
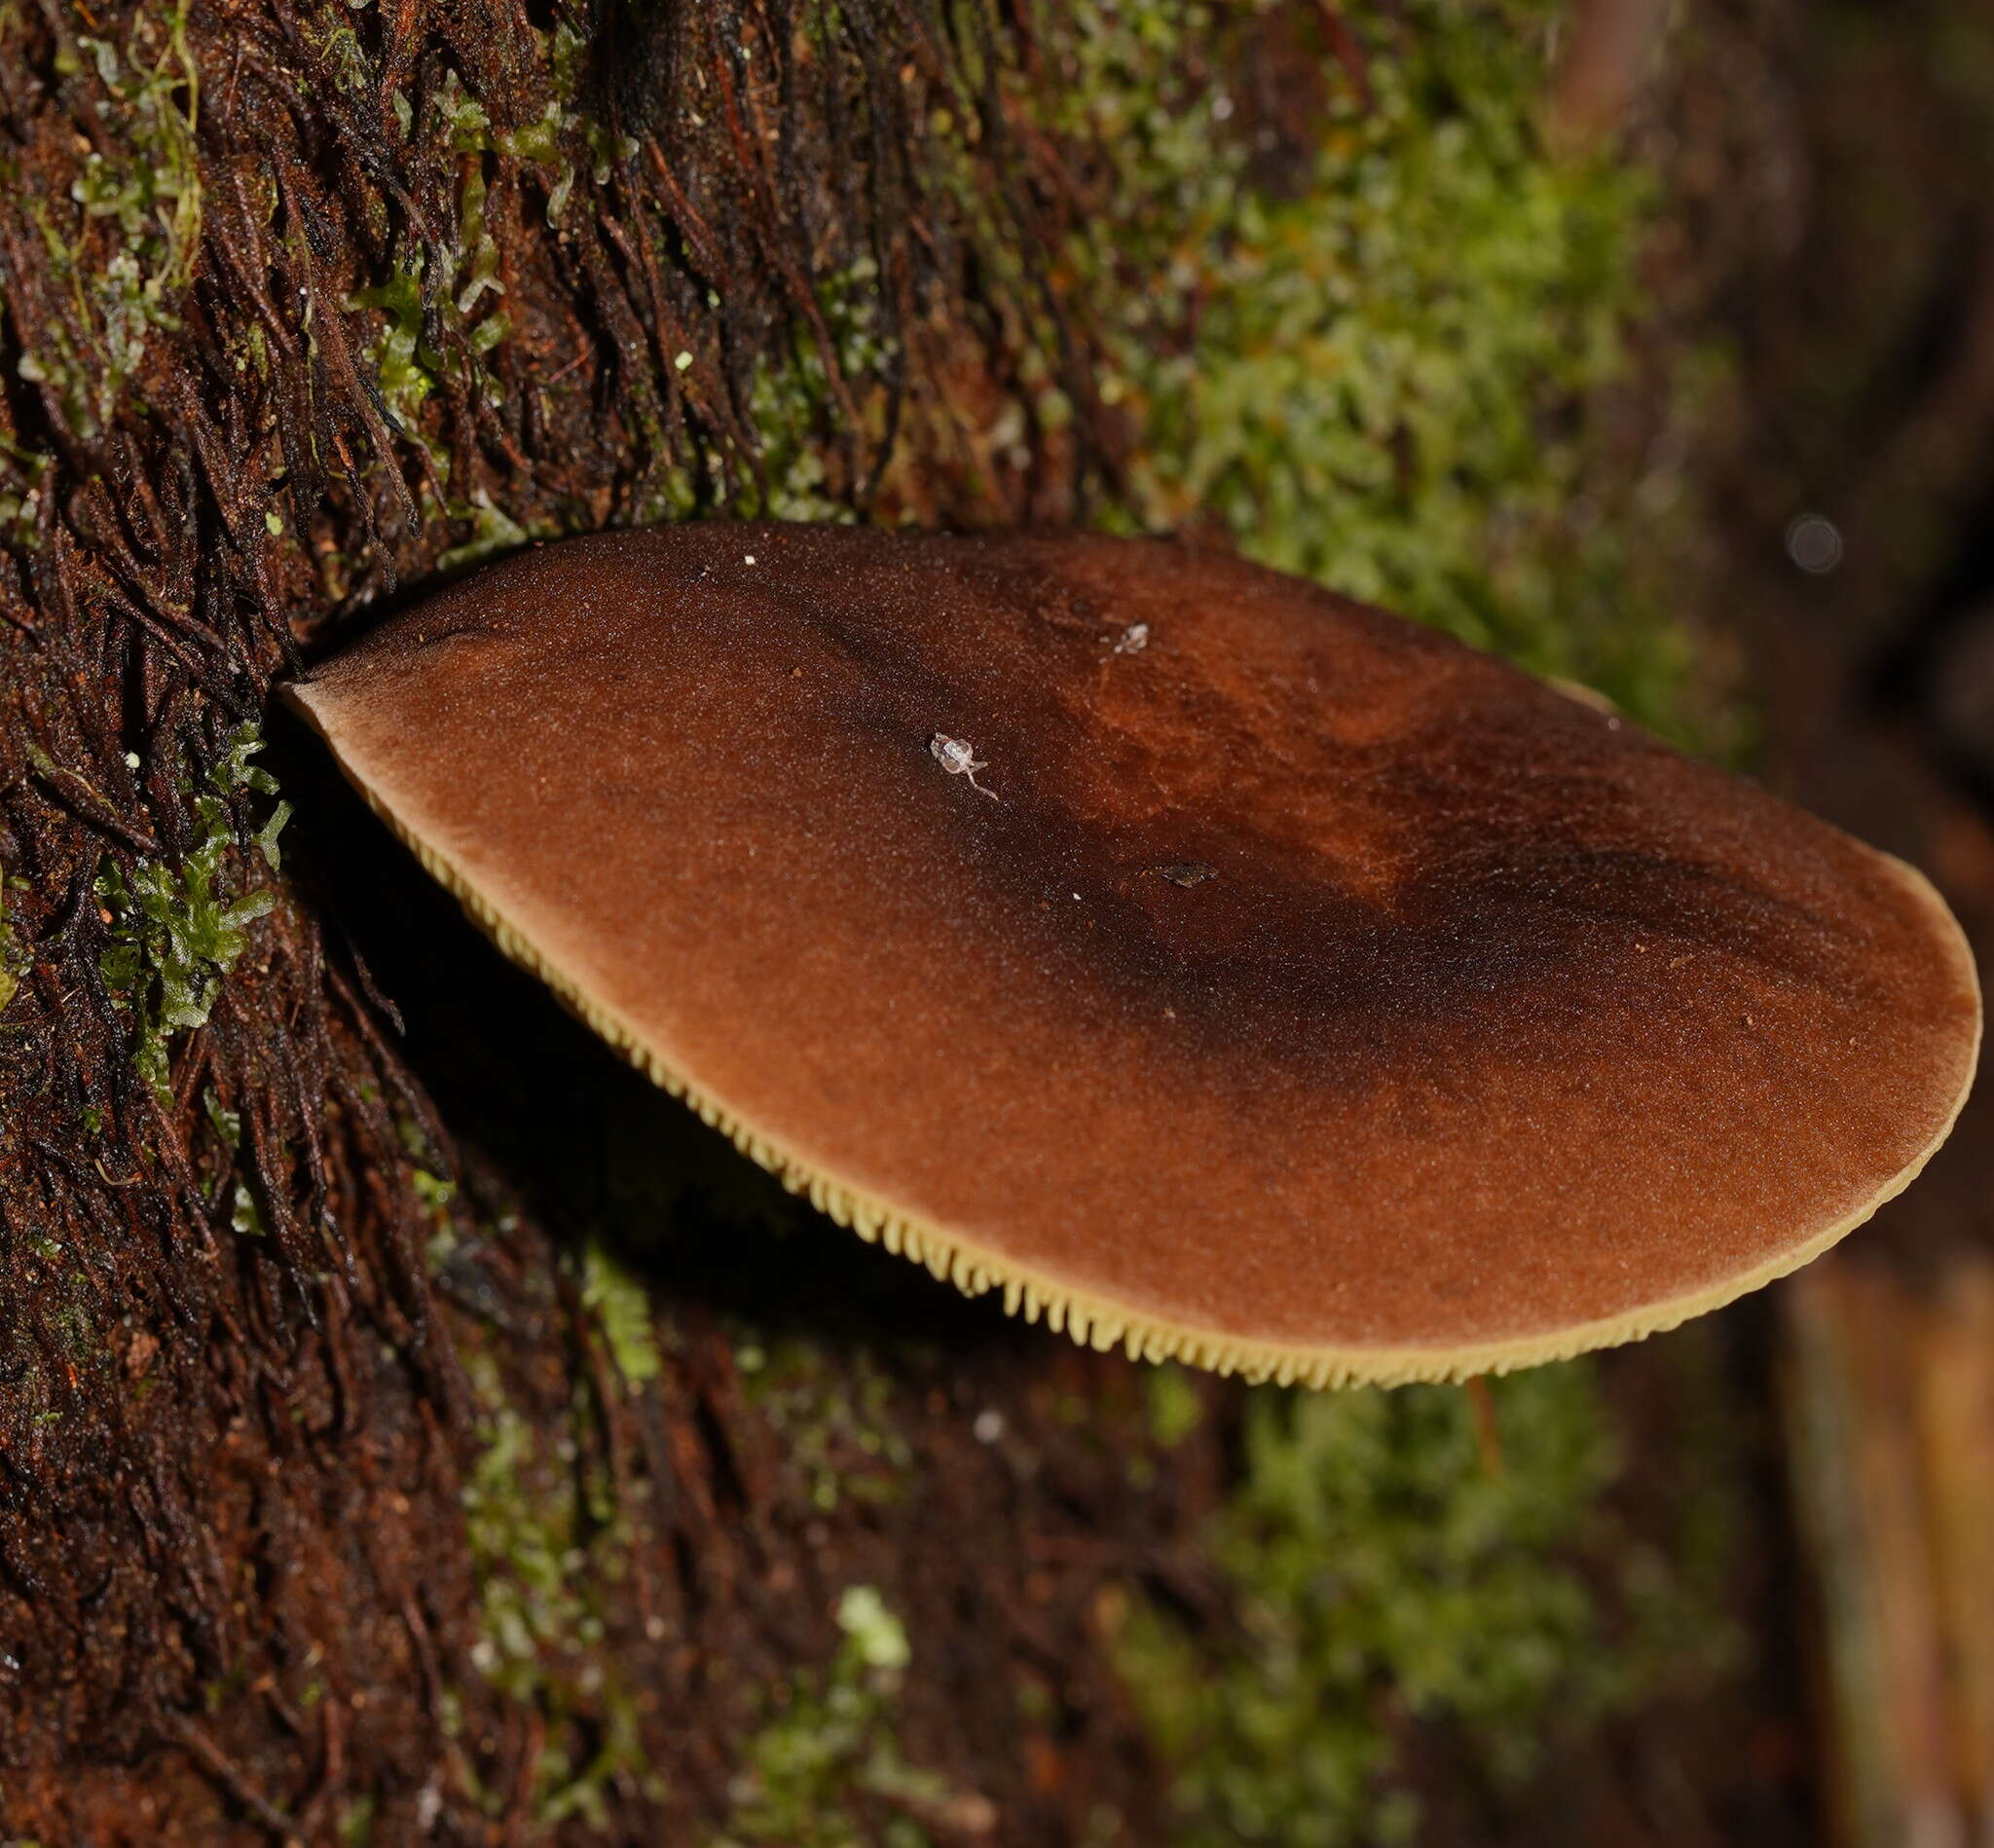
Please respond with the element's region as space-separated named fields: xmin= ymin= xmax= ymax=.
xmin=0 ymin=3 xmax=1790 ymax=1843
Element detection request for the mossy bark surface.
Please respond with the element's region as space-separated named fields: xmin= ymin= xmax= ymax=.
xmin=0 ymin=4 xmax=1786 ymax=1844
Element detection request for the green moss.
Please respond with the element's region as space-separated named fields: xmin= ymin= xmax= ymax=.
xmin=1114 ymin=1362 xmax=1740 ymax=1846
xmin=94 ymin=722 xmax=287 ymax=1100
xmin=14 ymin=2 xmax=201 ymax=437
xmin=341 ymin=37 xmax=597 ymax=550
xmin=1040 ymin=0 xmax=1721 ymax=744
xmin=459 ymin=1350 xmax=646 ymax=1830
xmin=336 ymin=1795 xmax=376 ymax=1847
xmin=348 ymin=265 xmax=442 ymax=457
xmin=435 ymin=491 xmax=541 ymax=575
xmin=462 ymin=1375 xmax=595 ymax=1692
xmin=0 ymin=439 xmax=49 ymax=551
xmin=713 ymin=1586 xmax=949 ymax=1848
xmin=581 ymin=1242 xmax=662 ymax=1389
xmin=744 ymin=259 xmax=897 ymax=523
xmin=1146 ymin=1364 xmax=1204 ymax=1450
xmin=832 ymin=1587 xmax=912 ymax=1674
xmin=228 ymin=1181 xmax=266 ymax=1239
xmin=0 ymin=876 xmax=20 ymax=1017
xmin=733 ymin=1334 xmax=911 ymax=1513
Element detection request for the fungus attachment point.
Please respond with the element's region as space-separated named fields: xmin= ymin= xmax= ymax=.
xmin=288 ymin=524 xmax=1980 ymax=1388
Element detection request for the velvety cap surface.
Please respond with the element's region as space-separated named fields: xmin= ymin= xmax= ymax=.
xmin=287 ymin=524 xmax=1981 ymax=1384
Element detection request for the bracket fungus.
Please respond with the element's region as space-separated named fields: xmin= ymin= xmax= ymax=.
xmin=287 ymin=524 xmax=1980 ymax=1387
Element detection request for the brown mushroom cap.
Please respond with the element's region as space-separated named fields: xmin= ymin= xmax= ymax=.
xmin=286 ymin=524 xmax=1981 ymax=1386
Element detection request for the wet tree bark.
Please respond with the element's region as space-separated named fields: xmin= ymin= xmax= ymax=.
xmin=0 ymin=3 xmax=1228 ymax=1839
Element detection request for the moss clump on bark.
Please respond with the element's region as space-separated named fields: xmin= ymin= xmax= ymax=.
xmin=458 ymin=1347 xmax=651 ymax=1831
xmin=92 ymin=722 xmax=287 ymax=1100
xmin=732 ymin=1335 xmax=914 ymax=1515
xmin=1111 ymin=1353 xmax=1743 ymax=1845
xmin=1039 ymin=0 xmax=1729 ymax=744
xmin=713 ymin=1587 xmax=964 ymax=1848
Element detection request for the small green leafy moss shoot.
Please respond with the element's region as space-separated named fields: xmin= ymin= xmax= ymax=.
xmin=714 ymin=1586 xmax=953 ymax=1848
xmin=582 ymin=1241 xmax=664 ymax=1388
xmin=0 ymin=874 xmax=21 ymax=1016
xmin=95 ymin=722 xmax=289 ymax=1101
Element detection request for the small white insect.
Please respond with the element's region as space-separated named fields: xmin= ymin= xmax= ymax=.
xmin=1110 ymin=621 xmax=1150 ymax=655
xmin=930 ymin=732 xmax=998 ymax=799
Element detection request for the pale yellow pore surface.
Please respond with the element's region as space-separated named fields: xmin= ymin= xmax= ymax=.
xmin=291 ymin=685 xmax=1981 ymax=1387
